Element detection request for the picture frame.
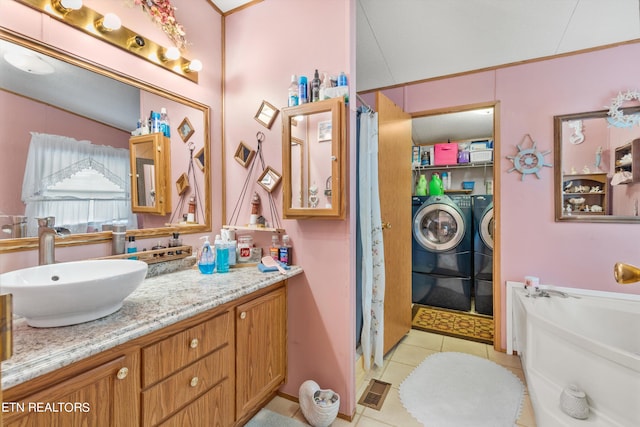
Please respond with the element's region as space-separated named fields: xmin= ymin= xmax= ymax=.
xmin=317 ymin=120 xmax=332 ymax=142
xmin=234 ymin=141 xmax=255 ymax=168
xmin=257 ymin=166 xmax=282 ymax=193
xmin=175 ymin=172 xmax=189 ymax=195
xmin=254 ymin=100 xmax=279 ymax=129
xmin=178 ymin=117 xmax=194 ymax=142
xmin=194 ymin=147 xmax=205 ymax=172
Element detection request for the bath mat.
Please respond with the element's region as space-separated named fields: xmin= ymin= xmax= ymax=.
xmin=399 ymin=352 xmax=524 ymax=427
xmin=412 ymin=304 xmax=493 ymax=344
xmin=245 ymin=408 xmax=308 ymax=427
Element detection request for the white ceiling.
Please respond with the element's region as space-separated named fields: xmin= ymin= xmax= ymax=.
xmin=208 ymin=0 xmax=254 ymax=13
xmin=357 ymin=0 xmax=640 ymax=92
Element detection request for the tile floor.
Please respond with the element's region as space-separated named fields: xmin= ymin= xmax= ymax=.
xmin=264 ymin=328 xmax=537 ymax=426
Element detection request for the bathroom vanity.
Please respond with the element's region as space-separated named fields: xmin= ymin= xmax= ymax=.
xmin=1 ymin=265 xmax=302 ymax=427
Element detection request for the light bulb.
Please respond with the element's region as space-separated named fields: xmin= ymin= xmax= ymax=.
xmin=185 ymin=59 xmax=202 ymax=73
xmin=164 ymin=47 xmax=180 ymax=61
xmin=60 ymin=0 xmax=82 ymax=9
xmin=96 ymin=13 xmax=121 ymax=32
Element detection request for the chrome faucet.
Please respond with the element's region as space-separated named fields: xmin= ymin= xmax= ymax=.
xmin=37 ymin=217 xmax=58 ymax=265
xmin=525 ymin=285 xmax=571 ymax=298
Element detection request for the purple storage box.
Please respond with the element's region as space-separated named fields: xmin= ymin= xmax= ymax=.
xmin=458 ymin=150 xmax=470 ymax=164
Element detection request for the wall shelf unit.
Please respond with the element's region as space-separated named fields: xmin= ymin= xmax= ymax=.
xmin=614 ymin=138 xmax=640 ymax=183
xmin=561 ymin=173 xmax=608 ymax=215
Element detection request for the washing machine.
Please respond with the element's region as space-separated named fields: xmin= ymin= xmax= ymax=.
xmin=472 ymin=195 xmax=494 ymax=315
xmin=411 ymin=194 xmax=473 ymax=311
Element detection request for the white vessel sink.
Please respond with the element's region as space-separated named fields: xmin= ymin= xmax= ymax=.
xmin=0 ymin=259 xmax=148 ymax=327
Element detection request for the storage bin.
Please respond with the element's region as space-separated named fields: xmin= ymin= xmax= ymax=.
xmin=462 ymin=181 xmax=475 ymax=191
xmin=470 ymin=149 xmax=493 ymax=163
xmin=434 ymin=143 xmax=458 ymax=165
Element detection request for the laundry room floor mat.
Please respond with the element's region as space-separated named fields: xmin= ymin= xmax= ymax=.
xmin=412 ymin=305 xmax=493 ymax=344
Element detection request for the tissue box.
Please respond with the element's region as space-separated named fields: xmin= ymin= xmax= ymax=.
xmin=434 ymin=143 xmax=458 ymax=165
xmin=470 ymin=149 xmax=493 ymax=163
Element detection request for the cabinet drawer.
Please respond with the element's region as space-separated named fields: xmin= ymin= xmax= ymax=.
xmin=142 ymin=346 xmax=232 ymax=427
xmin=156 ymin=378 xmax=233 ymax=427
xmin=142 ymin=311 xmax=231 ymax=387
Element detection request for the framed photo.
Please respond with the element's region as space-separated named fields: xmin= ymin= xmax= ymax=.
xmin=257 ymin=166 xmax=282 ymax=193
xmin=317 ymin=120 xmax=332 ymax=142
xmin=178 ymin=117 xmax=194 ymax=142
xmin=175 ymin=172 xmax=189 ymax=195
xmin=254 ymin=100 xmax=279 ymax=129
xmin=234 ymin=141 xmax=255 ymax=167
xmin=194 ymin=147 xmax=205 ymax=171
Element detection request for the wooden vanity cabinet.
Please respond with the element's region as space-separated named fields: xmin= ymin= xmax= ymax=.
xmin=235 ymin=286 xmax=287 ymax=423
xmin=2 ymin=281 xmax=287 ymax=427
xmin=3 ymin=350 xmax=140 ymax=427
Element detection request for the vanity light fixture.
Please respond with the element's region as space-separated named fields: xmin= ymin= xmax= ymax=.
xmin=95 ymin=13 xmax=122 ymax=32
xmin=51 ymin=0 xmax=82 ymax=14
xmin=15 ymin=0 xmax=200 ymax=83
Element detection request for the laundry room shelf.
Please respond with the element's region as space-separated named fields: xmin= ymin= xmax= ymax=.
xmin=223 ymin=225 xmax=285 ymax=233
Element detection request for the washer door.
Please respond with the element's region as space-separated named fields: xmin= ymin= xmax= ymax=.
xmin=479 ymin=203 xmax=494 ymax=250
xmin=413 ymin=202 xmax=465 ymax=252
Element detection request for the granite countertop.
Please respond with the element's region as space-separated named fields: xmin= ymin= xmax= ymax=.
xmin=1 ymin=265 xmax=303 ymax=390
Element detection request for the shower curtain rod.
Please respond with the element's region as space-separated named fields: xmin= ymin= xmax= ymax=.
xmin=356 ymin=94 xmax=374 ymax=111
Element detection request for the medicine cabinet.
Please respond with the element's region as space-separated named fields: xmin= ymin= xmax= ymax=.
xmin=282 ymin=98 xmax=346 ymax=219
xmin=129 ymin=133 xmax=172 ymax=215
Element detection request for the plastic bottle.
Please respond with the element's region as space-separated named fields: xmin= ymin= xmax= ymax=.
xmin=311 ymin=69 xmax=321 ymax=102
xmin=429 ymin=172 xmax=444 ymax=196
xmin=126 ymin=236 xmax=137 ymax=259
xmin=279 ymin=235 xmax=292 ymax=266
xmin=416 ymin=174 xmax=427 ymax=196
xmin=298 ymin=76 xmax=308 ymax=104
xmin=319 ymin=72 xmax=329 ymax=100
xmin=337 ymin=71 xmax=348 ymax=87
xmin=167 ymin=232 xmax=182 ymax=255
xmin=198 ymin=236 xmax=215 ymax=274
xmin=187 ymin=196 xmax=196 ymax=223
xmin=150 ymin=111 xmax=161 ymax=134
xmin=159 ymin=107 xmax=170 ymax=137
xmin=288 ymin=74 xmax=299 ymax=107
xmin=214 ymin=234 xmax=229 ymax=273
xmin=269 ymin=234 xmax=280 ymax=261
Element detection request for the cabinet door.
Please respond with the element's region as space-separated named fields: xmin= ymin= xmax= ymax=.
xmin=235 ymin=286 xmax=286 ymax=420
xmin=4 ymin=352 xmax=139 ymax=427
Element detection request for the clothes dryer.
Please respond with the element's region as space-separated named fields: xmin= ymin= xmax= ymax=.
xmin=472 ymin=195 xmax=494 ymax=315
xmin=411 ymin=195 xmax=473 ymax=311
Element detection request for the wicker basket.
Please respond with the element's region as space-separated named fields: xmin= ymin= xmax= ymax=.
xmin=299 ymin=380 xmax=340 ymax=427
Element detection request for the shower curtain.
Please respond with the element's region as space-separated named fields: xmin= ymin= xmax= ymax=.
xmin=357 ymin=106 xmax=386 ymax=370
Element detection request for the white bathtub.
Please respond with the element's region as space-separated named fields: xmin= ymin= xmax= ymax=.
xmin=507 ymin=282 xmax=640 ymax=427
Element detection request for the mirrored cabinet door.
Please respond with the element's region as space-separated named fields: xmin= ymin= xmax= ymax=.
xmin=282 ymin=98 xmax=345 ymax=219
xmin=129 ymin=133 xmax=171 ymax=215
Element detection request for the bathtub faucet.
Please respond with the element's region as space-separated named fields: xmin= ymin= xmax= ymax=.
xmin=614 ymin=262 xmax=640 ymax=284
xmin=525 ymin=286 xmax=570 ymax=298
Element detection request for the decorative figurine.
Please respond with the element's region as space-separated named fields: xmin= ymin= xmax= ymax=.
xmin=309 ymin=185 xmax=319 ymax=208
xmin=594 ymin=146 xmax=602 ymax=171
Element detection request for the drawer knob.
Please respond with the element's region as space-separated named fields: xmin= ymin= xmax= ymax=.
xmin=116 ymin=367 xmax=129 ymax=380
xmin=190 ymin=376 xmax=199 ymax=387
xmin=240 ymin=311 xmax=247 ymax=320
xmin=190 ymin=338 xmax=199 ymax=349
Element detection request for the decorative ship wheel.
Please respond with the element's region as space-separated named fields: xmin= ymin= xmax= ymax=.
xmin=506 ymin=134 xmax=552 ymax=180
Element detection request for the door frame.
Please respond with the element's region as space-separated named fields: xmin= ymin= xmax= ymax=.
xmin=410 ymin=101 xmax=502 ymax=351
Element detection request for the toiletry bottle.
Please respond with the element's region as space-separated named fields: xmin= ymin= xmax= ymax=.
xmin=150 ymin=111 xmax=161 ymax=134
xmin=338 ymin=71 xmax=348 ymax=87
xmin=269 ymin=234 xmax=280 ymax=261
xmin=126 ymin=236 xmax=137 ymax=259
xmin=159 ymin=107 xmax=170 ymax=137
xmin=288 ymin=74 xmax=299 ymax=107
xmin=279 ymin=235 xmax=292 ymax=266
xmin=187 ymin=196 xmax=196 ymax=223
xmin=198 ymin=236 xmax=215 ymax=274
xmin=112 ymin=224 xmax=126 ymax=255
xmin=214 ymin=234 xmax=229 ymax=273
xmin=311 ymin=69 xmax=321 ymax=102
xmin=167 ymin=232 xmax=182 ymax=255
xmin=298 ymin=76 xmax=308 ymax=104
xmin=319 ymin=72 xmax=329 ymax=100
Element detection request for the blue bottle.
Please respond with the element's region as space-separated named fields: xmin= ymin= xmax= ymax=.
xmin=214 ymin=235 xmax=229 ymax=273
xmin=198 ymin=236 xmax=215 ymax=274
xmin=298 ymin=76 xmax=308 ymax=104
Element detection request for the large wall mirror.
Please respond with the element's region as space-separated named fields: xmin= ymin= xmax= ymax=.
xmin=554 ymin=108 xmax=640 ymax=223
xmin=0 ymin=31 xmax=211 ymax=252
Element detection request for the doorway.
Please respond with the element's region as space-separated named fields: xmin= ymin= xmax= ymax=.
xmin=409 ymin=103 xmax=501 ymax=348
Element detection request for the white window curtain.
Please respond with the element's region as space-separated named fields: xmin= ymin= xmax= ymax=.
xmin=358 ymin=107 xmax=385 ymax=370
xmin=21 ymin=132 xmax=136 ymax=235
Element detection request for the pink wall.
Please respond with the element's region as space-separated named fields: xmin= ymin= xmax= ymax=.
xmin=224 ymin=0 xmax=356 ymax=415
xmin=393 ymin=42 xmax=640 ymax=348
xmin=0 ymin=0 xmax=222 ymax=268
xmin=0 ymin=90 xmax=128 ymax=216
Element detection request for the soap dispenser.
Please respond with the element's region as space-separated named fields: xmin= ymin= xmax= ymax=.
xmin=198 ymin=236 xmax=215 ymax=274
xmin=214 ymin=234 xmax=229 ymax=273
